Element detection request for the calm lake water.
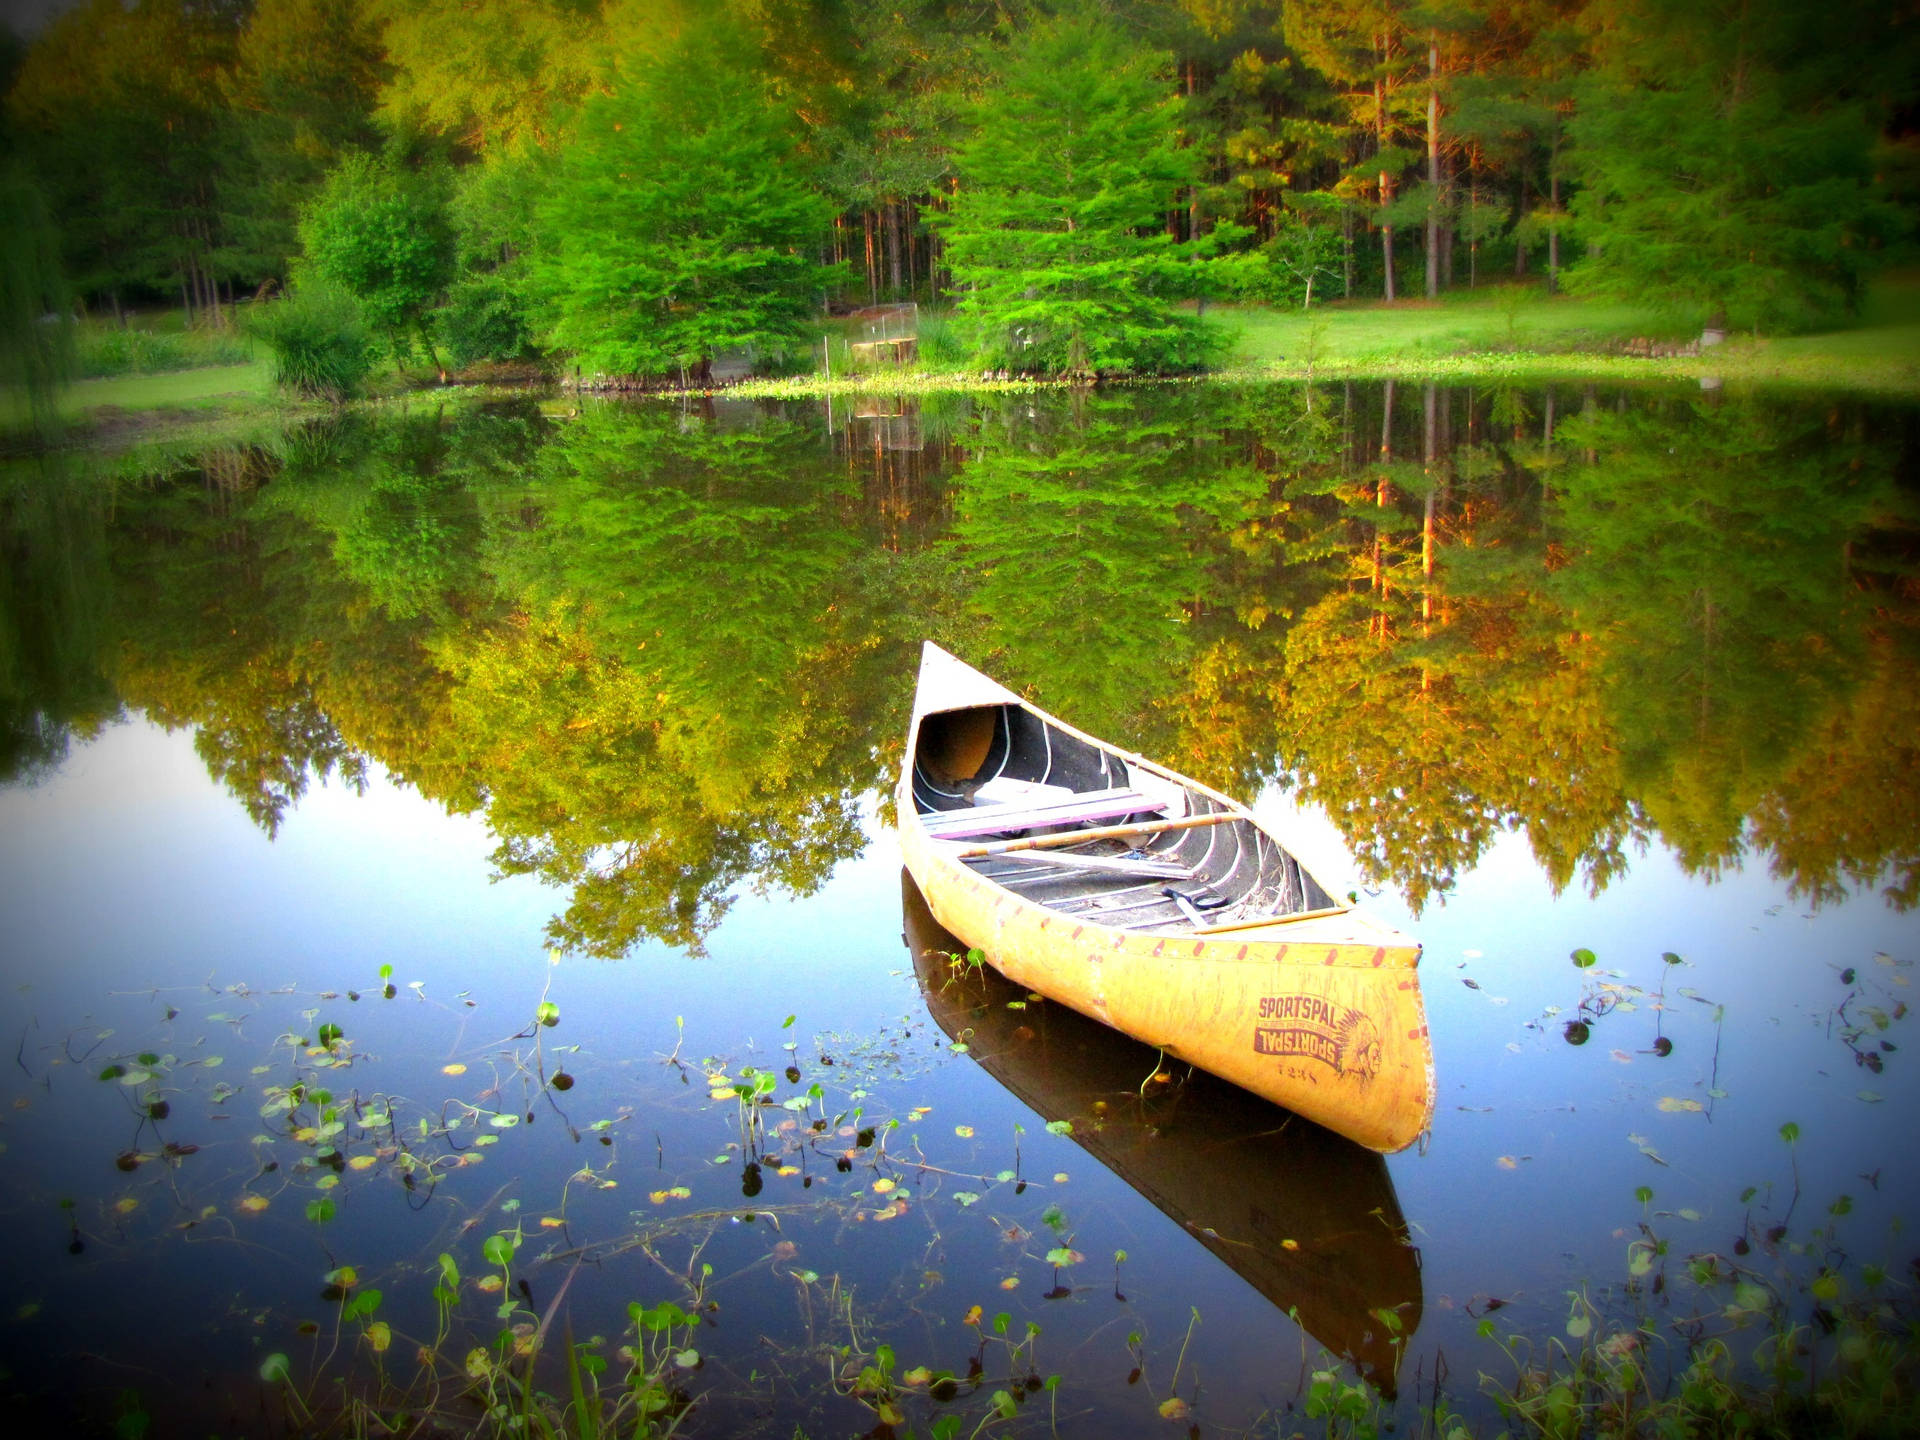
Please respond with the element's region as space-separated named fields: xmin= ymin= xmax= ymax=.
xmin=0 ymin=381 xmax=1915 ymax=1436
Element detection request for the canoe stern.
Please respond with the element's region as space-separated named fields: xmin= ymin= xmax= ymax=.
xmin=901 ymin=816 xmax=1435 ymax=1153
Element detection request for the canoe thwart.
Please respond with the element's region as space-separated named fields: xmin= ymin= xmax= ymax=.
xmin=920 ymin=786 xmax=1167 ymax=840
xmin=949 ymin=846 xmax=1195 ymax=880
xmin=945 ymin=809 xmax=1243 ymax=858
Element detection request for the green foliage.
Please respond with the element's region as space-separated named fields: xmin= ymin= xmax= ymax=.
xmin=0 ymin=163 xmax=74 ymax=439
xmin=1261 ymin=206 xmax=1345 ymax=309
xmin=951 ymin=389 xmax=1263 ymax=742
xmin=248 ymin=282 xmax=374 ymax=399
xmin=5 ymin=0 xmax=234 ymax=307
xmin=375 ymin=0 xmax=602 ymax=157
xmin=937 ymin=8 xmax=1227 ymax=376
xmin=74 ymin=320 xmax=254 ymax=379
xmin=300 ymin=151 xmax=455 ymax=365
xmin=529 ymin=10 xmax=837 ymax=377
xmin=1567 ymin=0 xmax=1907 ymax=332
xmin=0 ymin=456 xmax=118 ymax=785
xmin=440 ymin=274 xmax=534 ymax=369
xmin=219 ymin=0 xmax=387 ymax=280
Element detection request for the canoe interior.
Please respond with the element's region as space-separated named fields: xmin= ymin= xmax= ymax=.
xmin=911 ymin=701 xmax=1338 ymax=935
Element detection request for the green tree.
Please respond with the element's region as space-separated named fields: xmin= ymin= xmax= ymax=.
xmin=936 ymin=8 xmax=1226 ymax=376
xmin=374 ymin=0 xmax=605 ymax=157
xmin=1282 ymin=0 xmax=1428 ymax=302
xmin=441 ymin=154 xmax=548 ymax=368
xmin=299 ymin=150 xmax=456 ymax=373
xmin=219 ymin=0 xmax=388 ymax=282
xmin=7 ymin=0 xmax=241 ymax=319
xmin=0 ymin=456 xmax=119 ymax=785
xmin=1567 ymin=0 xmax=1908 ymax=331
xmin=1550 ymin=393 xmax=1889 ymax=873
xmin=529 ymin=10 xmax=836 ymax=379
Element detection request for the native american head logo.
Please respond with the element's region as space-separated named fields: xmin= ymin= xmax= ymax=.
xmin=1332 ymin=1009 xmax=1383 ymax=1081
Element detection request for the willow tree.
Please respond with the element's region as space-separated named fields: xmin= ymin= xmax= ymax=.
xmin=0 ymin=166 xmax=74 ymax=439
xmin=936 ymin=8 xmax=1226 ymax=376
xmin=529 ymin=10 xmax=836 ymax=379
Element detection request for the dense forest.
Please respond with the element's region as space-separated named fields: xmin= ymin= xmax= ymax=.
xmin=3 ymin=0 xmax=1917 ymax=383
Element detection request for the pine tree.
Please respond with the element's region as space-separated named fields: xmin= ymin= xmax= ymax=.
xmin=1567 ymin=0 xmax=1906 ymax=332
xmin=528 ymin=11 xmax=836 ymax=380
xmin=936 ymin=8 xmax=1226 ymax=377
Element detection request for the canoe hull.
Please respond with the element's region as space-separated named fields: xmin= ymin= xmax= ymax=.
xmin=901 ymin=815 xmax=1433 ymax=1152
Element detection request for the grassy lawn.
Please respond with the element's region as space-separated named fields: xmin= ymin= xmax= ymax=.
xmin=59 ymin=360 xmax=275 ymax=414
xmin=1 ymin=360 xmax=287 ymax=453
xmin=1218 ymin=284 xmax=1675 ymax=367
xmin=1213 ymin=272 xmax=1920 ymax=395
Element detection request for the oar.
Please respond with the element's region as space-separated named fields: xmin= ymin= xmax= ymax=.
xmin=942 ymin=809 xmax=1243 ymax=859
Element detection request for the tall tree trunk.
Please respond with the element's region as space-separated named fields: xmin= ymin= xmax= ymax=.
xmin=863 ymin=210 xmax=877 ymax=304
xmin=1514 ymin=176 xmax=1529 ymax=276
xmin=1186 ymin=60 xmax=1201 ymax=241
xmin=1425 ymin=36 xmax=1440 ymax=300
xmin=1376 ymin=67 xmax=1395 ymax=302
xmin=1342 ymin=208 xmax=1354 ymax=299
xmin=1381 ymin=178 xmax=1397 ymax=302
xmin=906 ymin=199 xmax=917 ymax=298
xmin=886 ymin=200 xmax=902 ymax=296
xmin=1375 ymin=379 xmax=1395 ymax=639
xmin=1422 ymin=383 xmax=1436 ymax=644
xmin=1547 ymin=158 xmax=1561 ymax=297
xmin=1468 ymin=182 xmax=1478 ymax=288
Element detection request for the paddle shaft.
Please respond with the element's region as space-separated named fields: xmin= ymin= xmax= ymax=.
xmin=944 ymin=809 xmax=1243 ymax=859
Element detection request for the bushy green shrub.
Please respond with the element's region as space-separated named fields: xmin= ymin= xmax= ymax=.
xmin=439 ymin=274 xmax=532 ymax=369
xmin=248 ymin=284 xmax=374 ymax=400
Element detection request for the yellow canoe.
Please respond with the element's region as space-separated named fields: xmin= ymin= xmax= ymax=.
xmin=903 ymin=871 xmax=1423 ymax=1391
xmin=898 ymin=642 xmax=1435 ymax=1154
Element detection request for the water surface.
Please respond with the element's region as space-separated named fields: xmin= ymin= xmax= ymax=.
xmin=0 ymin=381 xmax=1914 ymax=1435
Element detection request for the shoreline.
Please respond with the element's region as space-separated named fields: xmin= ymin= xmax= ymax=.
xmin=7 ymin=342 xmax=1915 ymax=460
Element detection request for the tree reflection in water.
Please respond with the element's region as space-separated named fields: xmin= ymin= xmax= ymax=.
xmin=1 ymin=383 xmax=1913 ymax=952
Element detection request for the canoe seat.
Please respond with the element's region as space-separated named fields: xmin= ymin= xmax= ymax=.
xmin=920 ymin=786 xmax=1167 ymax=841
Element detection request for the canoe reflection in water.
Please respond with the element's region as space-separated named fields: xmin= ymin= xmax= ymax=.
xmin=901 ymin=871 xmax=1423 ymax=1396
